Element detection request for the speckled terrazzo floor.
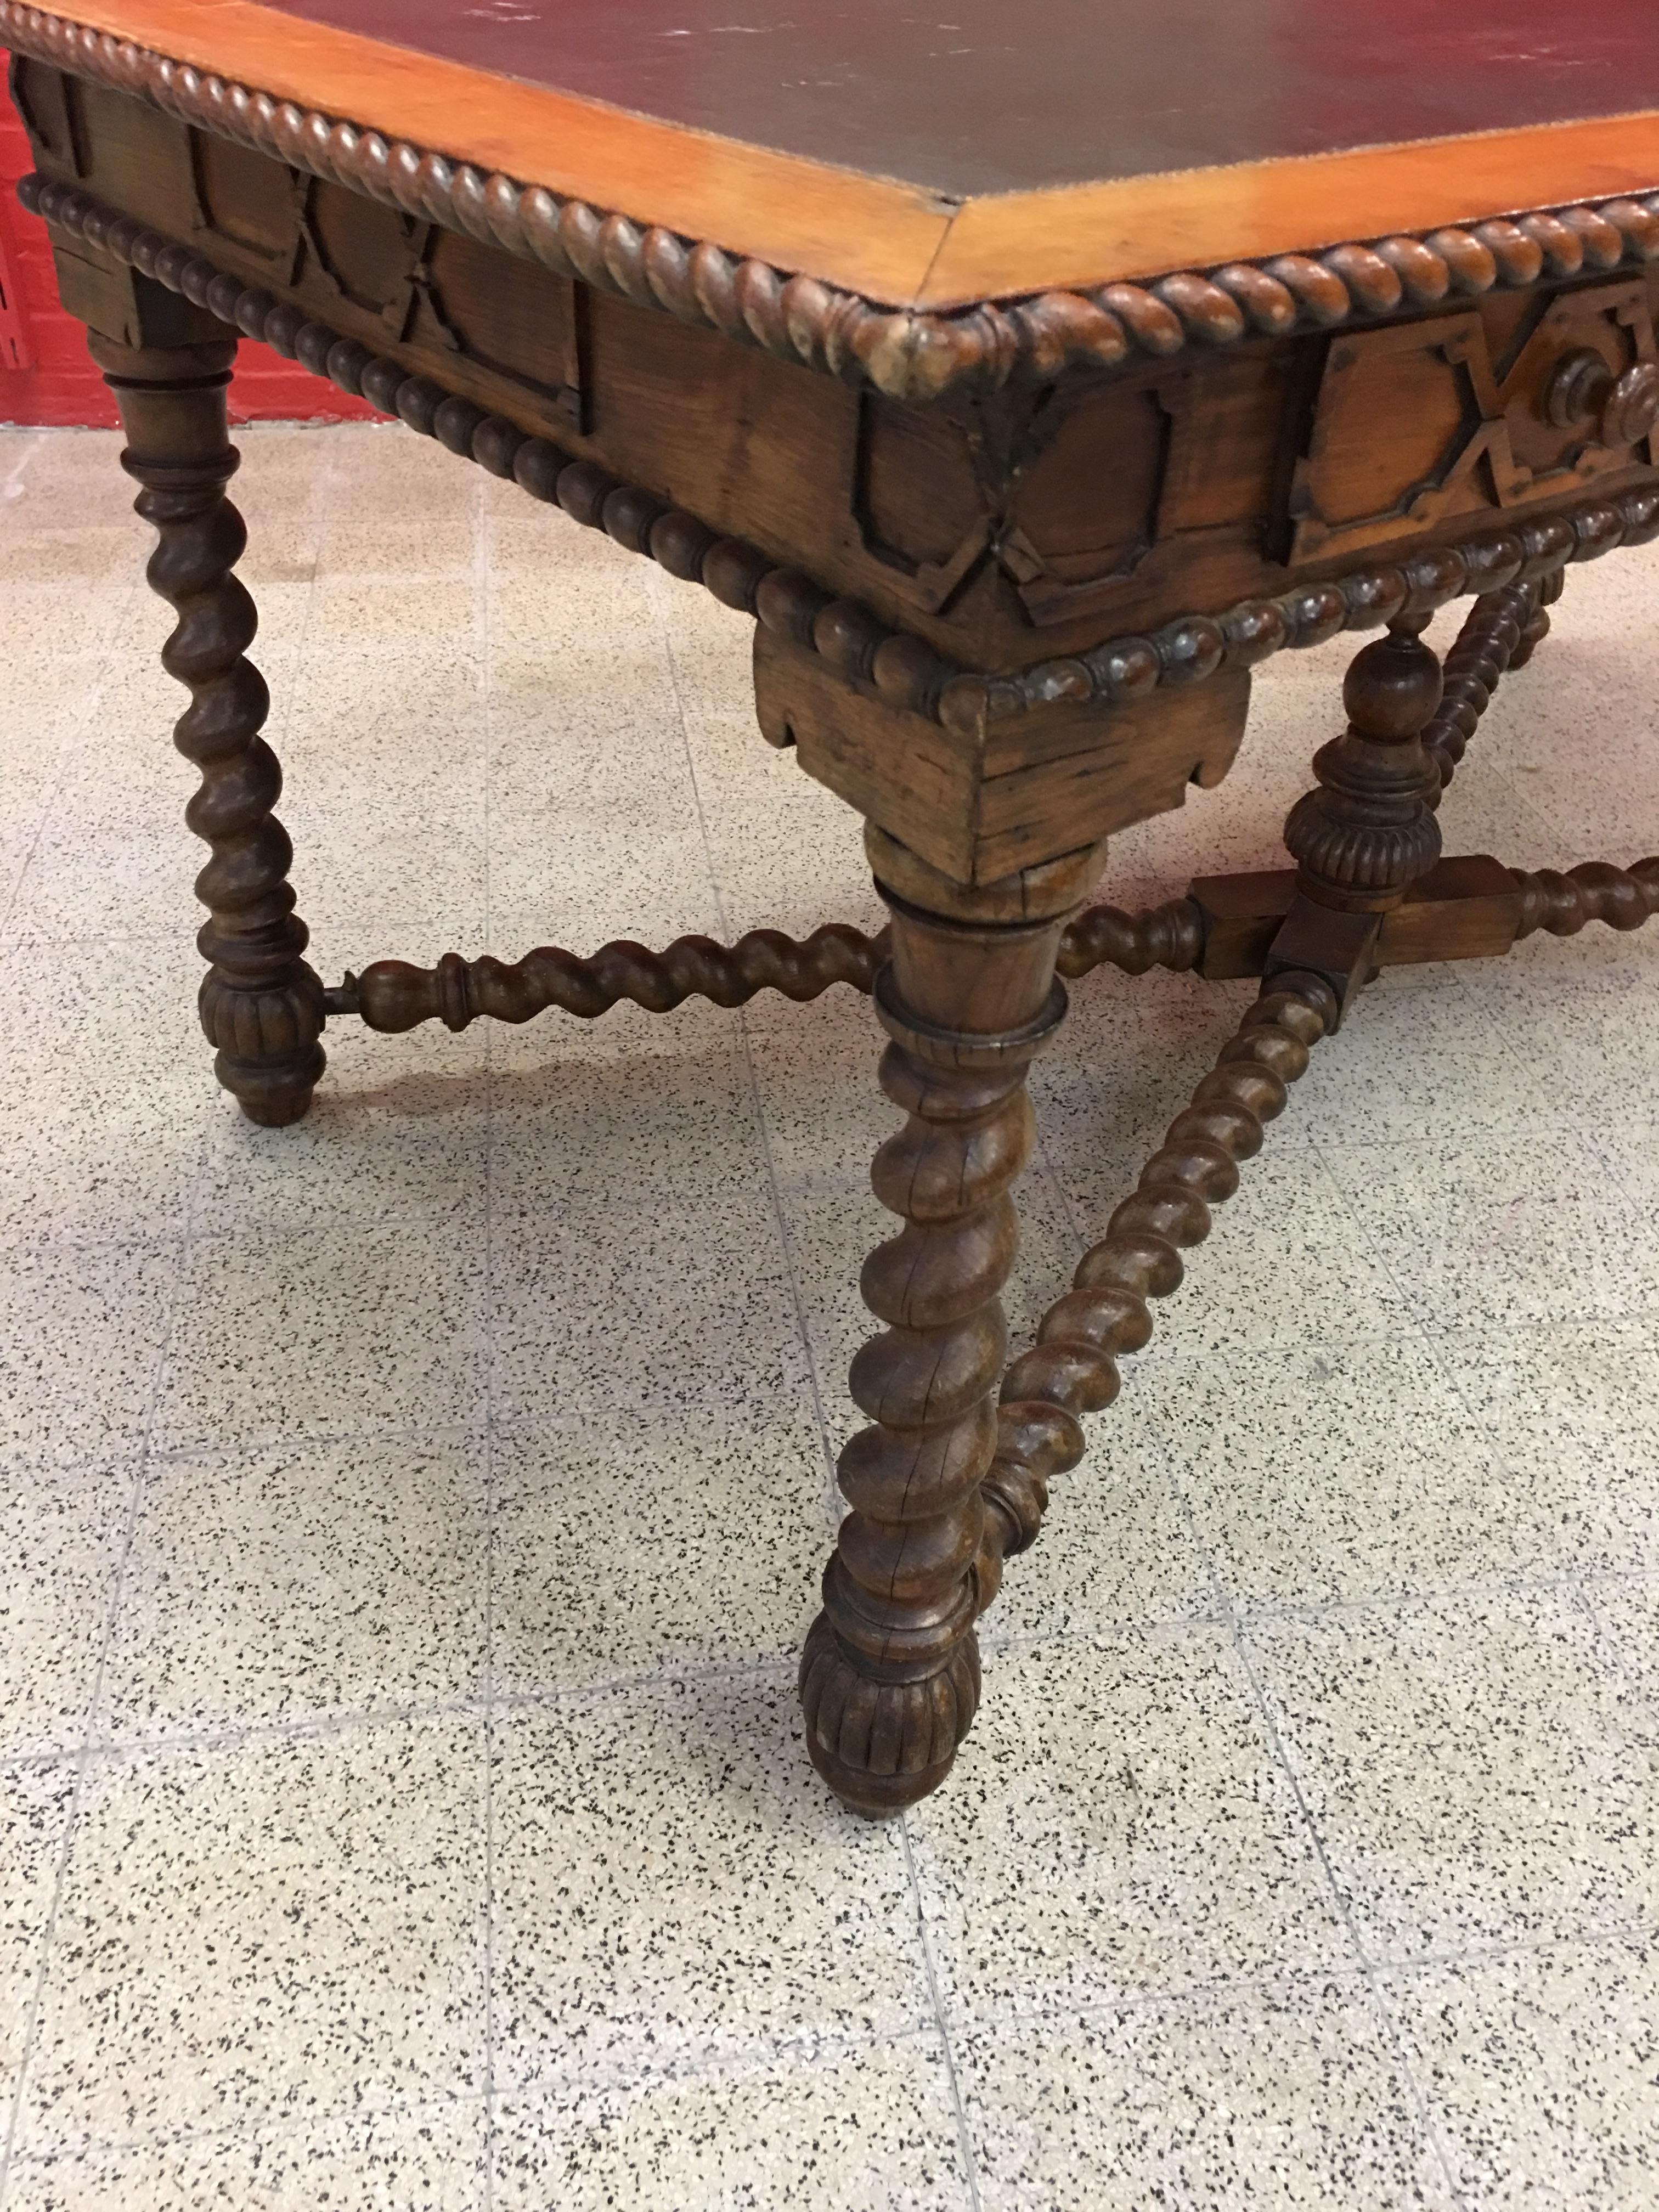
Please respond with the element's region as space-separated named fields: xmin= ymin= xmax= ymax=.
xmin=1 ymin=419 xmax=1657 ymax=2211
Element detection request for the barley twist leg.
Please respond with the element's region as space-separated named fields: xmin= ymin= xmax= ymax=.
xmin=799 ymin=830 xmax=1105 ymax=1816
xmin=94 ymin=334 xmax=324 ymax=1126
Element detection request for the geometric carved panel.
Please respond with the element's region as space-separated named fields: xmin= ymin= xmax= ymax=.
xmin=847 ymin=372 xmax=1181 ymax=626
xmin=849 ymin=391 xmax=995 ymax=614
xmin=852 ymin=392 xmax=989 ymax=612
xmin=1006 ymin=377 xmax=1173 ymax=620
xmin=191 ymin=130 xmax=302 ymax=267
xmin=189 ymin=154 xmax=586 ymax=430
xmin=303 ymin=176 xmax=410 ymax=314
xmin=1288 ymin=281 xmax=1658 ymax=566
xmin=420 ymin=225 xmax=584 ymax=425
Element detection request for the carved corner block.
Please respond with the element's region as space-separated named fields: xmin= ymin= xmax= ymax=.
xmin=754 ymin=628 xmax=1249 ymax=885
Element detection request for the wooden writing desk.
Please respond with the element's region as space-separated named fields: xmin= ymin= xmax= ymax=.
xmin=8 ymin=0 xmax=1658 ymax=1816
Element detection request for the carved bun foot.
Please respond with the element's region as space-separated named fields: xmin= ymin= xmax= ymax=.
xmin=217 ymin=1056 xmax=323 ymax=1127
xmin=798 ymin=1613 xmax=979 ymax=1817
xmin=200 ymin=967 xmax=327 ymax=1125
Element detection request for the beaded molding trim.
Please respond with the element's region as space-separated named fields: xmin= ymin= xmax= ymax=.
xmin=25 ymin=171 xmax=1659 ymax=738
xmin=9 ymin=1 xmax=1659 ymax=404
xmin=985 ymin=490 xmax=1659 ymax=725
xmin=19 ymin=173 xmax=977 ymax=727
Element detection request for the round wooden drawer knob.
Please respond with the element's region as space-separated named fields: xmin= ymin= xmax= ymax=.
xmin=1602 ymin=362 xmax=1659 ymax=448
xmin=1543 ymin=348 xmax=1659 ymax=447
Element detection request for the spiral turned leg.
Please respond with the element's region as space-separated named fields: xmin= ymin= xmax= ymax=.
xmin=1422 ymin=584 xmax=1533 ymax=809
xmin=799 ymin=828 xmax=1106 ymax=1816
xmin=1508 ymin=568 xmax=1566 ymax=671
xmin=93 ymin=335 xmax=324 ymax=1126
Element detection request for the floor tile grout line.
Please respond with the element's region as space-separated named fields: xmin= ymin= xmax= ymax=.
xmin=0 ymin=1501 xmax=1641 ymax=1765
xmin=646 ymin=562 xmax=842 ymax=1510
xmin=15 ymin=1550 xmax=1647 ymax=1778
xmin=1223 ymin=1564 xmax=1604 ymax=1629
xmin=733 ymin=1009 xmax=853 ymax=1514
xmin=0 ymin=558 xmax=145 ymax=943
xmin=1299 ymin=1124 xmax=1444 ymax=1341
xmin=941 ymin=1959 xmax=1397 ymax=2050
xmin=8 ymin=1654 xmax=803 ymax=1776
xmin=0 ymin=1683 xmax=78 ymax=2199
xmin=3 ymin=2013 xmax=958 ymax=2180
xmin=898 ymin=1820 xmax=984 ymax=2212
xmin=139 ymin=1413 xmax=493 ymax=1474
xmin=487 ymin=2014 xmax=949 ymax=2128
xmin=923 ymin=1904 xmax=1659 ymax=2057
xmin=1149 ymin=1420 xmax=1472 ymax=2207
xmin=0 ymin=428 xmax=44 ymax=489
xmin=0 ymin=1081 xmax=200 ymax=2201
xmin=7 ymin=2010 xmax=1002 ymax=2180
xmin=5 ymin=2085 xmax=491 ymax=2181
xmin=1218 ymin=1591 xmax=1471 ymax=2210
xmin=1313 ymin=1062 xmax=1659 ymax=1598
xmin=1363 ymin=1912 xmax=1659 ymax=1983
xmin=1561 ymin=1572 xmax=1659 ymax=1719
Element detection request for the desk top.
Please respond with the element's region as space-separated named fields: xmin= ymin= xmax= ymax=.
xmin=20 ymin=0 xmax=1659 ymax=307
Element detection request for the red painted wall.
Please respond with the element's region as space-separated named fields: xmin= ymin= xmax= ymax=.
xmin=0 ymin=62 xmax=382 ymax=426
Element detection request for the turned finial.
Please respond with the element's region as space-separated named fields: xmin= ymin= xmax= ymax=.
xmin=1341 ymin=620 xmax=1443 ymax=742
xmin=1283 ymin=620 xmax=1446 ymax=913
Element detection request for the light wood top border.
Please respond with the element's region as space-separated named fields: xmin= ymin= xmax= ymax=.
xmin=10 ymin=0 xmax=1659 ymax=403
xmin=933 ymin=112 xmax=1659 ymax=307
xmin=13 ymin=0 xmax=956 ymax=298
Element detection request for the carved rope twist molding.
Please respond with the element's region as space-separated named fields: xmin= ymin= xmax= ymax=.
xmin=990 ymin=494 xmax=1659 ymax=726
xmin=17 ymin=177 xmax=978 ymax=726
xmin=22 ymin=174 xmax=1659 ymax=737
xmin=9 ymin=0 xmax=1659 ymax=401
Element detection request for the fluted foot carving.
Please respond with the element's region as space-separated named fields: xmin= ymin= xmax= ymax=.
xmin=198 ymin=966 xmax=328 ymax=1127
xmin=1282 ymin=621 xmax=1444 ymax=909
xmin=93 ymin=334 xmax=324 ymax=1125
xmin=802 ymin=830 xmax=1104 ymax=1816
xmin=799 ymin=1612 xmax=981 ymax=1815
